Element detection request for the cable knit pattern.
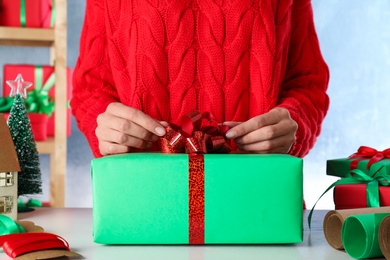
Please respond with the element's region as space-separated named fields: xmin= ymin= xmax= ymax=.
xmin=166 ymin=0 xmax=196 ymax=121
xmin=224 ymin=1 xmax=255 ymax=121
xmin=71 ymin=0 xmax=329 ymax=158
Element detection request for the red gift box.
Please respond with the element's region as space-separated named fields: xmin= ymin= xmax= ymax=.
xmin=0 ymin=0 xmax=54 ymax=28
xmin=334 ymin=184 xmax=390 ymax=210
xmin=3 ymin=64 xmax=72 ymax=137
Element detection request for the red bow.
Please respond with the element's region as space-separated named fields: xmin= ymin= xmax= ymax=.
xmin=348 ymin=146 xmax=390 ymax=169
xmin=160 ymin=110 xmax=231 ymax=154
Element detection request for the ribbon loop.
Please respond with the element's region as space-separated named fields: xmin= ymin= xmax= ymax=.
xmin=23 ymin=67 xmax=56 ymax=116
xmin=0 ymin=97 xmax=14 ymax=112
xmin=348 ymin=146 xmax=390 ymax=169
xmin=160 ymin=110 xmax=232 ymax=154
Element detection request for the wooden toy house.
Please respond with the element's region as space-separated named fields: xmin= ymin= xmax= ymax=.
xmin=0 ymin=113 xmax=20 ymax=220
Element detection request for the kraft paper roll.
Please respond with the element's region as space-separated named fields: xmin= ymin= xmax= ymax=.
xmin=323 ymin=207 xmax=390 ymax=250
xmin=379 ymin=215 xmax=390 ymax=260
xmin=342 ymin=213 xmax=390 ymax=259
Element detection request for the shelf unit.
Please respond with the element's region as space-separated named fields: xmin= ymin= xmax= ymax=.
xmin=0 ymin=0 xmax=67 ymax=207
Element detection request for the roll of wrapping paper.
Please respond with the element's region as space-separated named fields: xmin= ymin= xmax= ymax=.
xmin=379 ymin=215 xmax=390 ymax=259
xmin=323 ymin=207 xmax=390 ymax=250
xmin=342 ymin=213 xmax=390 ymax=259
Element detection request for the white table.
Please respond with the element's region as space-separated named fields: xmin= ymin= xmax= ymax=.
xmin=1 ymin=209 xmax=368 ymax=260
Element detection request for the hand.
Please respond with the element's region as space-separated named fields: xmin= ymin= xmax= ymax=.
xmin=96 ymin=102 xmax=167 ymax=156
xmin=224 ymin=108 xmax=298 ymax=154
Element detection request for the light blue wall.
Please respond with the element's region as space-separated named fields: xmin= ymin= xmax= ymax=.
xmin=1 ymin=1 xmax=389 ymax=209
xmin=307 ymin=0 xmax=390 ymax=209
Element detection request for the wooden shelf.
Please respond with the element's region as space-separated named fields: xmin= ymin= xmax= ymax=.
xmin=0 ymin=0 xmax=67 ymax=207
xmin=36 ymin=137 xmax=55 ymax=154
xmin=0 ymin=27 xmax=54 ymax=47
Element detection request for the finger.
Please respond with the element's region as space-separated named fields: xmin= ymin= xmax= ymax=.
xmin=98 ymin=109 xmax=160 ymax=142
xmin=225 ymin=114 xmax=277 ymax=139
xmin=96 ymin=127 xmax=154 ymax=149
xmin=237 ymin=135 xmax=292 ymax=154
xmin=99 ymin=141 xmax=131 ymax=156
xmin=112 ymin=118 xmax=159 ymax=142
xmin=223 ymin=121 xmax=242 ymax=127
xmin=159 ymin=121 xmax=169 ymax=127
xmin=107 ymin=103 xmax=166 ymax=136
xmin=234 ymin=124 xmax=288 ymax=145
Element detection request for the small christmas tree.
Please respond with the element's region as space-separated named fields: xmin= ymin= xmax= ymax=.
xmin=6 ymin=74 xmax=42 ymax=197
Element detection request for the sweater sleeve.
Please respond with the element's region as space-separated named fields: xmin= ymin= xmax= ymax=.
xmin=71 ymin=0 xmax=119 ymax=158
xmin=277 ymin=0 xmax=330 ymax=158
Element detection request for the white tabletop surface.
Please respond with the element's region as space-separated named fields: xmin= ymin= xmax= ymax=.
xmin=1 ymin=209 xmax=375 ymax=260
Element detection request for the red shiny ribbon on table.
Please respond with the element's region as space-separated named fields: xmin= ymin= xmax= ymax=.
xmin=159 ymin=111 xmax=231 ymax=244
xmin=0 ymin=232 xmax=70 ymax=258
xmin=348 ymin=146 xmax=390 ymax=169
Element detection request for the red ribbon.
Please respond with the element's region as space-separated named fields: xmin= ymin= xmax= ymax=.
xmin=348 ymin=146 xmax=390 ymax=169
xmin=160 ymin=110 xmax=231 ymax=154
xmin=160 ymin=111 xmax=231 ymax=244
xmin=188 ymin=154 xmax=205 ymax=244
xmin=0 ymin=232 xmax=70 ymax=258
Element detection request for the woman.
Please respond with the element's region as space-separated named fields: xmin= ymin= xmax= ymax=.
xmin=71 ymin=0 xmax=329 ymax=158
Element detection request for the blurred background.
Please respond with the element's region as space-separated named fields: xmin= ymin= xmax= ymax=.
xmin=0 ymin=0 xmax=389 ymax=209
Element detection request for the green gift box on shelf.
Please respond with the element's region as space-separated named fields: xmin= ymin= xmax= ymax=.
xmin=327 ymin=158 xmax=390 ymax=178
xmin=91 ymin=153 xmax=303 ymax=244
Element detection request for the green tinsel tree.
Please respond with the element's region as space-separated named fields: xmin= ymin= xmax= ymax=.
xmin=7 ymin=75 xmax=42 ymax=196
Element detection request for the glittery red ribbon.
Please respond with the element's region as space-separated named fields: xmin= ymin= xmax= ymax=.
xmin=160 ymin=110 xmax=231 ymax=244
xmin=0 ymin=233 xmax=70 ymax=258
xmin=348 ymin=146 xmax=390 ymax=169
xmin=188 ymin=154 xmax=205 ymax=244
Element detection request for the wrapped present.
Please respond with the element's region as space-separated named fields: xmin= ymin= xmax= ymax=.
xmin=327 ymin=146 xmax=390 ymax=178
xmin=3 ymin=64 xmax=72 ymax=137
xmin=334 ymin=184 xmax=390 ymax=210
xmin=326 ymin=147 xmax=390 ymax=209
xmin=0 ymin=0 xmax=55 ymax=28
xmin=91 ymin=153 xmax=303 ymax=244
xmin=309 ymin=147 xmax=390 ymax=227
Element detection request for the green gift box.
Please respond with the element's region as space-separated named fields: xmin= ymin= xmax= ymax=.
xmin=91 ymin=153 xmax=303 ymax=244
xmin=327 ymin=158 xmax=390 ymax=178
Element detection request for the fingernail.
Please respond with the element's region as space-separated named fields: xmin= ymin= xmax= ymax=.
xmin=159 ymin=121 xmax=169 ymax=127
xmin=155 ymin=126 xmax=166 ymax=136
xmin=225 ymin=130 xmax=236 ymax=139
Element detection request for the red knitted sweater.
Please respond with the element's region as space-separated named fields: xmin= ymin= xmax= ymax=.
xmin=71 ymin=0 xmax=329 ymax=158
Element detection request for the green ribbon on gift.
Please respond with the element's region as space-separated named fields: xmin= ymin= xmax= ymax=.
xmin=0 ymin=96 xmax=15 ymax=112
xmin=308 ymin=166 xmax=389 ymax=229
xmin=50 ymin=0 xmax=56 ymax=28
xmin=24 ymin=66 xmax=55 ymax=116
xmin=352 ymin=168 xmax=390 ymax=207
xmin=20 ymin=0 xmax=56 ymax=28
xmin=20 ymin=0 xmax=27 ymax=27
